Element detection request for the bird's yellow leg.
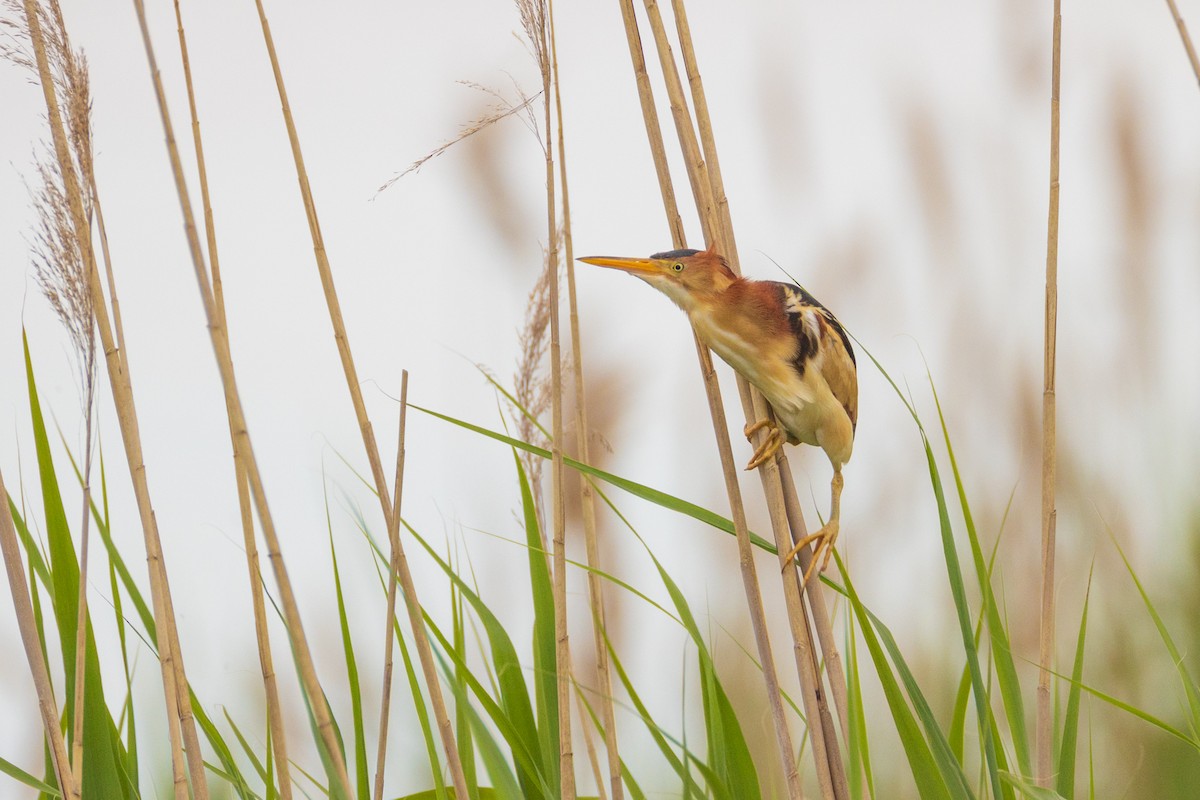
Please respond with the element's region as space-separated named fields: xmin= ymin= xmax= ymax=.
xmin=743 ymin=419 xmax=783 ymax=470
xmin=781 ymin=468 xmax=844 ymax=588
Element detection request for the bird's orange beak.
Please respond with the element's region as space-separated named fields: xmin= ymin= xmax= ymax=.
xmin=578 ymin=255 xmax=662 ymax=275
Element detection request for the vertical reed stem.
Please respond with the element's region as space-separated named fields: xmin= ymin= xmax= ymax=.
xmin=549 ymin=0 xmax=623 ymax=794
xmin=170 ymin=4 xmax=294 ymax=794
xmin=373 ymin=371 xmax=410 ymax=800
xmin=1164 ymin=0 xmax=1200 ymax=88
xmin=26 ymin=2 xmax=200 ymax=795
xmin=614 ymin=2 xmax=808 ymax=795
xmin=1037 ymin=0 xmax=1062 ymax=787
xmin=246 ymin=3 xmax=469 ymax=795
xmin=1 ymin=470 xmax=79 ymax=800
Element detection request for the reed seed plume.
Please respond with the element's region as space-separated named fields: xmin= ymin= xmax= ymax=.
xmin=5 ymin=0 xmax=96 ymax=378
xmin=512 ymin=239 xmax=561 ymax=519
xmin=376 ymin=83 xmax=540 ymax=194
xmin=27 ymin=158 xmax=94 ymax=373
xmin=515 ymin=0 xmax=548 ymax=77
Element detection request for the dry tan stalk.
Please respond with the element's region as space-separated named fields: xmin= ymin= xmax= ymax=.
xmin=549 ymin=0 xmax=624 ymax=794
xmin=167 ymin=3 xmax=294 ymax=794
xmin=518 ymin=0 xmax=576 ymax=791
xmin=19 ymin=2 xmax=198 ymax=795
xmin=669 ymin=0 xmax=851 ymax=785
xmin=0 ymin=472 xmax=79 ymax=800
xmin=245 ymin=3 xmax=469 ymax=795
xmin=126 ymin=0 xmax=358 ymax=793
xmin=1164 ymin=0 xmax=1200 ymax=87
xmin=17 ymin=46 xmax=98 ymax=781
xmin=548 ymin=0 xmax=617 ymax=790
xmin=573 ymin=689 xmax=609 ymax=800
xmin=69 ymin=388 xmax=94 ymax=789
xmin=1037 ymin=0 xmax=1062 ymax=787
xmin=635 ymin=0 xmax=852 ymax=794
xmin=372 ymin=371 xmax=409 ymax=800
xmin=517 ymin=0 xmax=576 ymax=792
xmin=613 ymin=2 xmax=804 ymax=796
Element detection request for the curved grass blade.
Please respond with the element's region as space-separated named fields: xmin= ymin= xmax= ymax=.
xmin=410 ymin=405 xmax=775 ymax=552
xmin=1056 ymin=569 xmax=1091 ymax=798
xmin=833 ymin=551 xmax=955 ymax=800
xmin=1 ymin=756 xmax=61 ymax=797
xmin=1109 ymin=531 xmax=1200 ymax=739
xmin=24 ymin=338 xmax=129 ymax=799
xmin=931 ymin=379 xmax=1031 ymax=778
xmin=328 ymin=534 xmax=370 ymax=799
xmin=858 ymin=342 xmax=1001 ymax=798
xmin=514 ymin=452 xmax=560 ymax=796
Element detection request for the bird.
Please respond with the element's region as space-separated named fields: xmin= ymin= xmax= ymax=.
xmin=579 ymin=244 xmax=857 ymax=585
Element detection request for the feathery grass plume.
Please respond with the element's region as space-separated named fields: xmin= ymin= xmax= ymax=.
xmin=512 ymin=239 xmax=558 ymax=528
xmin=376 ymin=82 xmax=539 ymax=195
xmin=6 ymin=3 xmax=98 ymax=789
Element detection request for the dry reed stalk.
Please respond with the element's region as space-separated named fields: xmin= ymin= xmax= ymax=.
xmin=124 ymin=0 xmax=359 ymax=794
xmin=0 ymin=472 xmax=79 ymax=800
xmin=1037 ymin=0 xmax=1062 ymax=787
xmin=5 ymin=7 xmax=98 ymax=784
xmin=668 ymin=0 xmax=852 ymax=786
xmin=167 ymin=4 xmax=294 ymax=794
xmin=613 ymin=2 xmax=808 ymax=796
xmin=547 ymin=0 xmax=624 ymax=795
xmin=635 ymin=1 xmax=851 ymax=795
xmin=372 ymin=371 xmax=410 ymax=800
xmin=1164 ymin=0 xmax=1200 ymax=87
xmin=245 ymin=3 xmax=469 ymax=795
xmin=18 ymin=2 xmax=201 ymax=795
xmin=517 ymin=0 xmax=576 ymax=792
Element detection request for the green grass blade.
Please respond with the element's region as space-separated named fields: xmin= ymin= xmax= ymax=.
xmin=1 ymin=755 xmax=62 ymax=797
xmin=1110 ymin=533 xmax=1200 ymax=739
xmin=513 ymin=452 xmax=559 ymax=794
xmin=601 ymin=628 xmax=714 ymax=798
xmin=858 ymin=343 xmax=1000 ymax=798
xmin=363 ymin=525 xmax=446 ymax=800
xmin=1056 ymin=570 xmax=1091 ymax=799
xmin=452 ymin=578 xmax=480 ymax=800
xmin=23 ymin=334 xmax=130 ymax=799
xmin=223 ymin=708 xmax=274 ymax=796
xmin=998 ymin=771 xmax=1066 ymax=799
xmin=410 ymin=405 xmax=775 ymax=552
xmin=328 ymin=534 xmax=370 ymax=800
xmin=393 ymin=522 xmax=551 ymax=798
xmin=418 ymin=601 xmax=555 ymax=799
xmin=834 ymin=551 xmax=954 ymax=800
xmin=846 ymin=610 xmax=876 ymax=800
xmin=188 ymin=698 xmax=255 ymax=799
xmin=930 ymin=379 xmax=1031 ymax=779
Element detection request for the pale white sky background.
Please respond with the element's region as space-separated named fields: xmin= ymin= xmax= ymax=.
xmin=2 ymin=0 xmax=1199 ymax=796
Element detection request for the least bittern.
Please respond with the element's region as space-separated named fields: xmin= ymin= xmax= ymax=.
xmin=580 ymin=244 xmax=857 ymax=585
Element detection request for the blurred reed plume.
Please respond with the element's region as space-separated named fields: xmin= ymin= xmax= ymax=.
xmin=377 ymin=82 xmax=539 ymax=195
xmin=512 ymin=240 xmax=559 ymax=518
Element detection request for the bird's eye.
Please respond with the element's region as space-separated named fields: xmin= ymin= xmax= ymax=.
xmin=672 ymin=262 xmax=684 ymax=272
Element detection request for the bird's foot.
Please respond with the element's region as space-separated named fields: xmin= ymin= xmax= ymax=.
xmin=743 ymin=419 xmax=782 ymax=470
xmin=781 ymin=519 xmax=840 ymax=589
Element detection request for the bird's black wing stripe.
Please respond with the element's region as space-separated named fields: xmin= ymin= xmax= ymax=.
xmin=780 ymin=282 xmax=855 ymax=366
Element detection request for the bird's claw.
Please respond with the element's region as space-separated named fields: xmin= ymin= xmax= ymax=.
xmin=781 ymin=520 xmax=840 ymax=589
xmin=744 ymin=419 xmax=782 ymax=470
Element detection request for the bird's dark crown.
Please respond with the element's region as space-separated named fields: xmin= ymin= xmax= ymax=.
xmin=650 ymin=248 xmax=701 ymax=260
